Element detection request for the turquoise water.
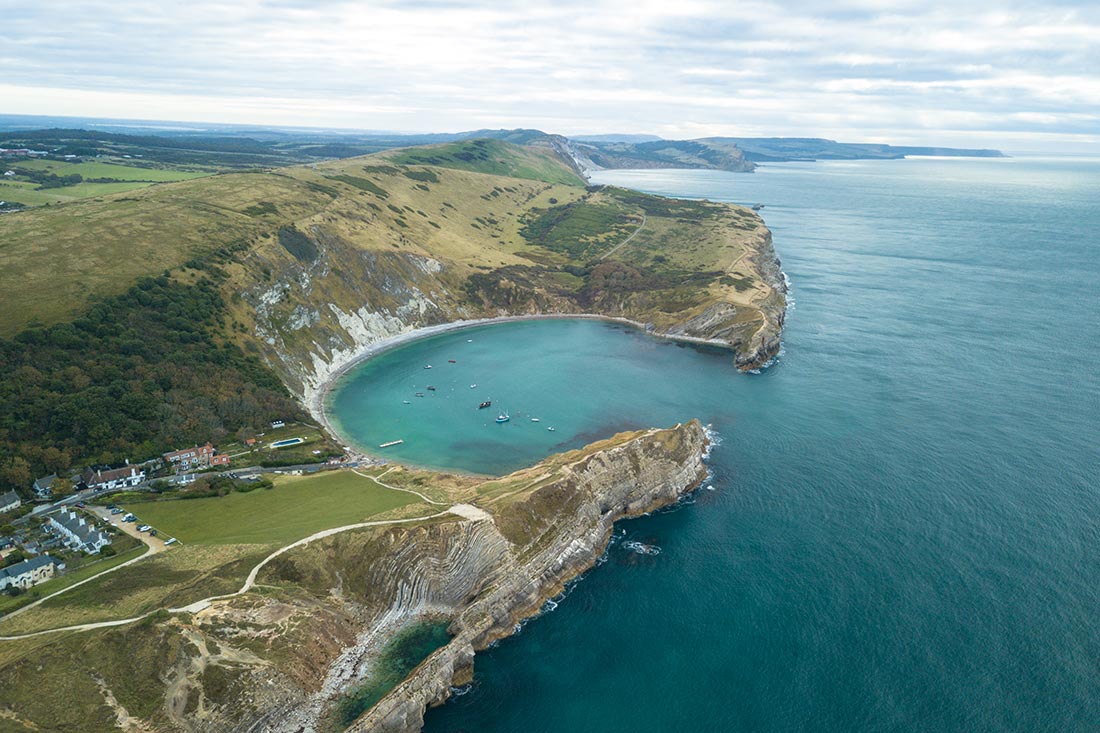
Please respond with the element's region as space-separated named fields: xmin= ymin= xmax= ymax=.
xmin=330 ymin=157 xmax=1100 ymax=731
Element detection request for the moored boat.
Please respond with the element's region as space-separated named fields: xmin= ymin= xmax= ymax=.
xmin=495 ymin=412 xmax=510 ymax=423
xmin=479 ymin=400 xmax=492 ymax=409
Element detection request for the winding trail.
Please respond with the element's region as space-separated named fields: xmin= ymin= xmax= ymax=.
xmin=352 ymin=467 xmax=448 ymax=506
xmin=0 ymin=503 xmax=488 ymax=641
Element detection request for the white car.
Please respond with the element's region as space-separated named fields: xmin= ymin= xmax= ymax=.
xmin=137 ymin=524 xmax=151 ymax=532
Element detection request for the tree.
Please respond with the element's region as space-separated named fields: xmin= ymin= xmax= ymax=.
xmin=0 ymin=458 xmax=31 ymax=491
xmin=41 ymin=447 xmax=71 ymax=473
xmin=50 ymin=477 xmax=74 ymax=498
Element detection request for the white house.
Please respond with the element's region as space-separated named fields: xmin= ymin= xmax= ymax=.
xmin=84 ymin=466 xmax=145 ymax=491
xmin=0 ymin=555 xmax=63 ymax=590
xmin=0 ymin=491 xmax=20 ymax=514
xmin=48 ymin=510 xmax=111 ymax=554
xmin=32 ymin=474 xmax=57 ymax=499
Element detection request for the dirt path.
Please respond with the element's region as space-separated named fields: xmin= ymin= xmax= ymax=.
xmin=599 ymin=214 xmax=646 ymax=261
xmin=0 ymin=505 xmax=481 ymax=640
xmin=352 ymin=467 xmax=448 ymax=506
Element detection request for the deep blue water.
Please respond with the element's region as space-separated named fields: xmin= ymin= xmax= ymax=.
xmin=330 ymin=157 xmax=1100 ymax=731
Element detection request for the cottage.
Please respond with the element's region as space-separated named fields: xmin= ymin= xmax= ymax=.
xmin=162 ymin=444 xmax=214 ymax=473
xmin=0 ymin=491 xmax=20 ymax=514
xmin=0 ymin=555 xmax=63 ymax=591
xmin=48 ymin=509 xmax=111 ymax=554
xmin=32 ymin=474 xmax=58 ymax=499
xmin=211 ymin=454 xmax=230 ymax=467
xmin=83 ymin=466 xmax=145 ymax=491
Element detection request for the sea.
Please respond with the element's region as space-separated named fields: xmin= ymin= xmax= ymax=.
xmin=327 ymin=156 xmax=1100 ymax=731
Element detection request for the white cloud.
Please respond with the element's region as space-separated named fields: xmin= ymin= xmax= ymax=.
xmin=0 ymin=0 xmax=1096 ymax=151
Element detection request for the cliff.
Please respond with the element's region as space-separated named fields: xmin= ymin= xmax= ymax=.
xmin=341 ymin=421 xmax=708 ymax=732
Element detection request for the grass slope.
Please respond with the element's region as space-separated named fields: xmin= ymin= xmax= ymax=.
xmin=129 ymin=470 xmax=422 ymax=545
xmin=387 ymin=139 xmax=584 ymax=185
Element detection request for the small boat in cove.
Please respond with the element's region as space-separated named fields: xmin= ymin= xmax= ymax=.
xmin=531 ymin=417 xmax=541 ymax=422
xmin=479 ymin=400 xmax=492 ymax=409
xmin=424 ymin=364 xmax=432 ymax=369
xmin=427 ymin=385 xmax=436 ymax=391
xmin=547 ymin=427 xmax=556 ymax=432
xmin=379 ymin=439 xmax=404 ymax=448
xmin=496 ymin=413 xmax=510 ymax=423
xmin=448 ymin=359 xmax=457 ymax=363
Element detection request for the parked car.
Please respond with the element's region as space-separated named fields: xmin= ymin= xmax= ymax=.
xmin=149 ymin=529 xmax=158 ymax=537
xmin=137 ymin=524 xmax=151 ymax=532
xmin=164 ymin=537 xmax=178 ymax=545
xmin=122 ymin=513 xmax=136 ymax=522
xmin=74 ymin=501 xmax=86 ymax=508
xmin=110 ymin=508 xmax=124 ymax=515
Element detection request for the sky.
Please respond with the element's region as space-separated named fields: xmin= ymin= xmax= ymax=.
xmin=2 ymin=0 xmax=1097 ymax=152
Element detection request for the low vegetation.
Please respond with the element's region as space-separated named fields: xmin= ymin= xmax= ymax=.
xmin=123 ymin=469 xmax=422 ymax=545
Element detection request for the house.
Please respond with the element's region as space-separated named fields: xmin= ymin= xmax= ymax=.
xmin=83 ymin=466 xmax=145 ymax=491
xmin=47 ymin=510 xmax=111 ymax=554
xmin=3 ymin=170 xmax=14 ymax=177
xmin=245 ymin=438 xmax=257 ymax=447
xmin=0 ymin=491 xmax=20 ymax=514
xmin=162 ymin=444 xmax=214 ymax=473
xmin=270 ymin=420 xmax=286 ymax=429
xmin=32 ymin=474 xmax=58 ymax=499
xmin=210 ymin=454 xmax=230 ymax=467
xmin=0 ymin=555 xmax=63 ymax=590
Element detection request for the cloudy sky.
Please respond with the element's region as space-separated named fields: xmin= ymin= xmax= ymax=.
xmin=2 ymin=0 xmax=1097 ymax=151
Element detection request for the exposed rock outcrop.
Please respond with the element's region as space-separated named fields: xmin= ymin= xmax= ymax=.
xmin=341 ymin=420 xmax=709 ymax=732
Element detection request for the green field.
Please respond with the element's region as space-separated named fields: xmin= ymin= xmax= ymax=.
xmin=12 ymin=158 xmax=211 ymax=181
xmin=128 ymin=470 xmax=423 ymax=545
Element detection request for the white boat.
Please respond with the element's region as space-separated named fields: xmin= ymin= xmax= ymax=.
xmin=531 ymin=417 xmax=541 ymax=422
xmin=495 ymin=413 xmax=510 ymax=423
xmin=424 ymin=364 xmax=432 ymax=369
xmin=379 ymin=439 xmax=404 ymax=448
xmin=547 ymin=427 xmax=556 ymax=432
xmin=470 ymin=383 xmax=478 ymax=389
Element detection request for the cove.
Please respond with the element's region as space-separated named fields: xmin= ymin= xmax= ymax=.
xmin=327 ymin=156 xmax=1100 ymax=731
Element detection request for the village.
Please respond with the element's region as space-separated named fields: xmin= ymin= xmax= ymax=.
xmin=0 ymin=420 xmax=348 ymax=604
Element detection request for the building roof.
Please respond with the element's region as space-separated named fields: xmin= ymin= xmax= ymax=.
xmin=87 ymin=466 xmax=142 ymax=485
xmin=0 ymin=490 xmax=19 ymax=507
xmin=50 ymin=510 xmax=109 ymax=550
xmin=33 ymin=474 xmax=58 ymax=491
xmin=0 ymin=554 xmax=59 ymax=580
